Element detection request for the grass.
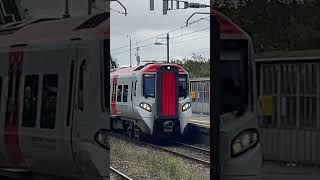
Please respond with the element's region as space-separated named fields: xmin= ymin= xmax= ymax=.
xmin=110 ymin=137 xmax=209 ymax=180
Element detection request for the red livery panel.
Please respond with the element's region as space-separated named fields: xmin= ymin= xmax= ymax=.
xmin=4 ymin=46 xmax=26 ymax=168
xmin=161 ymin=72 xmax=177 ymax=116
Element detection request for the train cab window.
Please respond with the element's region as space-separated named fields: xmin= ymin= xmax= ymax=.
xmin=117 ymin=85 xmax=122 ymax=102
xmin=78 ymin=60 xmax=86 ymax=111
xmin=40 ymin=74 xmax=58 ymax=129
xmin=220 ymin=40 xmax=248 ymax=115
xmin=179 ymin=74 xmax=188 ymax=98
xmin=143 ymin=74 xmax=155 ymax=98
xmin=22 ymin=75 xmax=39 ymax=127
xmin=123 ymin=85 xmax=128 ymax=102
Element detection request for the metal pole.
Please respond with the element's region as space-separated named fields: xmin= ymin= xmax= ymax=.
xmin=211 ymin=12 xmax=221 ymax=180
xmin=167 ymin=33 xmax=169 ymax=63
xmin=88 ymin=0 xmax=92 ymax=15
xmin=130 ymin=37 xmax=132 ymax=67
xmin=63 ymin=0 xmax=70 ymax=18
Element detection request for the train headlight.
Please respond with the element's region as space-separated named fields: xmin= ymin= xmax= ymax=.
xmin=231 ymin=129 xmax=259 ymax=157
xmin=182 ymin=102 xmax=191 ymax=111
xmin=94 ymin=129 xmax=110 ymax=150
xmin=139 ymin=102 xmax=152 ymax=112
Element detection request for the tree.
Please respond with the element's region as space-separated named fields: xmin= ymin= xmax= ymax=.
xmin=215 ymin=1 xmax=320 ymax=52
xmin=171 ymin=53 xmax=210 ymax=78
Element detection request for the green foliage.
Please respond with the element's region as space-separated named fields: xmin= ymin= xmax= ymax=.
xmin=171 ymin=53 xmax=210 ymax=78
xmin=215 ymin=1 xmax=320 ymax=52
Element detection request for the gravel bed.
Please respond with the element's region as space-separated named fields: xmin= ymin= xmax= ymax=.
xmin=110 ymin=135 xmax=210 ymax=180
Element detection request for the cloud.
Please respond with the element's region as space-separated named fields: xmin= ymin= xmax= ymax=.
xmin=16 ymin=0 xmax=210 ymax=67
xmin=110 ymin=0 xmax=210 ymax=66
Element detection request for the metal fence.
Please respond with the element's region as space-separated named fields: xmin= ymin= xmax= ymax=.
xmin=189 ymin=52 xmax=320 ymax=165
xmin=256 ymin=55 xmax=320 ymax=165
xmin=190 ymin=78 xmax=210 ymax=114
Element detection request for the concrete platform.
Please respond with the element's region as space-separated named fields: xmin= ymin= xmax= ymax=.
xmin=189 ymin=113 xmax=210 ymax=127
xmin=258 ymin=161 xmax=320 ymax=180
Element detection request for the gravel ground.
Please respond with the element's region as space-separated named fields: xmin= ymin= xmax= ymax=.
xmin=110 ymin=135 xmax=210 ymax=180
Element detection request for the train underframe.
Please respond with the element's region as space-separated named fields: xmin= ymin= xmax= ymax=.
xmin=111 ymin=116 xmax=187 ymax=140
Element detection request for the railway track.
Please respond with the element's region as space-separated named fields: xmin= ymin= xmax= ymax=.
xmin=111 ymin=133 xmax=210 ymax=166
xmin=110 ymin=166 xmax=133 ymax=180
xmin=173 ymin=141 xmax=210 ymax=153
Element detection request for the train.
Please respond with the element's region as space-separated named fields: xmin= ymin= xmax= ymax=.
xmin=110 ymin=63 xmax=192 ymax=139
xmin=0 ymin=3 xmax=262 ymax=180
xmin=0 ymin=12 xmax=110 ymax=180
xmin=210 ymin=10 xmax=262 ymax=179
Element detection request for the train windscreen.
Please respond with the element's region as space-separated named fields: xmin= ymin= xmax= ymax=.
xmin=143 ymin=74 xmax=156 ymax=98
xmin=220 ymin=40 xmax=249 ymax=115
xmin=178 ymin=74 xmax=188 ymax=98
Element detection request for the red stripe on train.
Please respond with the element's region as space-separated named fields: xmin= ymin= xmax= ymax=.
xmin=161 ymin=72 xmax=176 ymax=116
xmin=4 ymin=46 xmax=26 ymax=168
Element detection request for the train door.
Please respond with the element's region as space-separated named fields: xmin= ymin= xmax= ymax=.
xmin=70 ymin=44 xmax=109 ymax=178
xmin=18 ymin=46 xmax=78 ymax=176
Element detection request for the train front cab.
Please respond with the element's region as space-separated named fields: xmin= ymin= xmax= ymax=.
xmin=138 ymin=64 xmax=191 ymax=138
xmin=212 ymin=10 xmax=262 ymax=179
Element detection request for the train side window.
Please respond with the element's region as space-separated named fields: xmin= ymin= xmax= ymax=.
xmin=40 ymin=74 xmax=58 ymax=129
xmin=117 ymin=85 xmax=122 ymax=102
xmin=22 ymin=75 xmax=39 ymax=127
xmin=78 ymin=60 xmax=86 ymax=111
xmin=123 ymin=85 xmax=128 ymax=102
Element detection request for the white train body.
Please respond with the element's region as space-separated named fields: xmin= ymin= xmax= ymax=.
xmin=0 ymin=13 xmax=110 ymax=179
xmin=110 ymin=64 xmax=192 ymax=138
xmin=211 ymin=10 xmax=262 ymax=179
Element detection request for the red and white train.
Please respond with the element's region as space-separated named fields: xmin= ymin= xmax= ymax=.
xmin=110 ymin=63 xmax=192 ymax=139
xmin=0 ymin=13 xmax=110 ymax=179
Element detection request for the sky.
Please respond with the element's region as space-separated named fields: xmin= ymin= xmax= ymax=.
xmin=14 ymin=0 xmax=210 ymax=67
xmin=110 ymin=0 xmax=210 ymax=67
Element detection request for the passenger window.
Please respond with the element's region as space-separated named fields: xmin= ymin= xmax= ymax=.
xmin=78 ymin=60 xmax=86 ymax=111
xmin=22 ymin=75 xmax=39 ymax=127
xmin=117 ymin=85 xmax=122 ymax=102
xmin=123 ymin=85 xmax=128 ymax=102
xmin=40 ymin=74 xmax=58 ymax=129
